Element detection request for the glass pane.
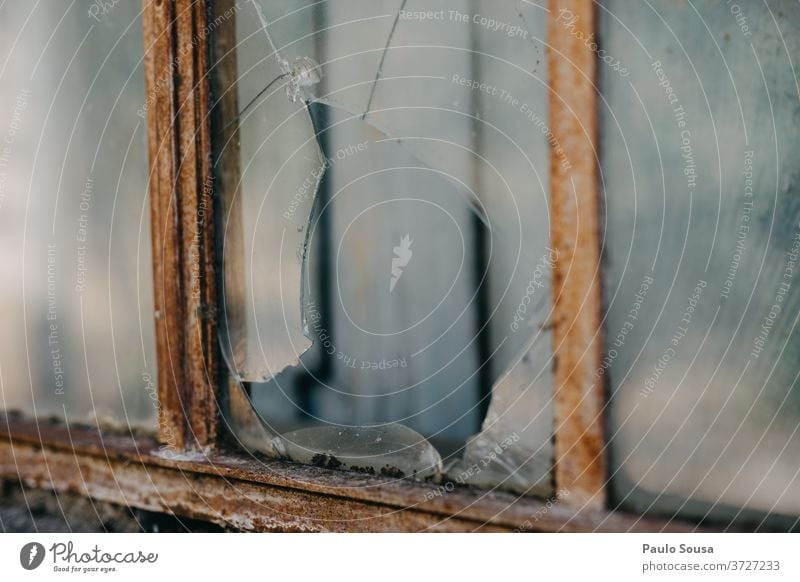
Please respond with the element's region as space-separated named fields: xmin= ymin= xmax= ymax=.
xmin=0 ymin=2 xmax=157 ymax=427
xmin=213 ymin=0 xmax=554 ymax=492
xmin=601 ymin=0 xmax=800 ymax=524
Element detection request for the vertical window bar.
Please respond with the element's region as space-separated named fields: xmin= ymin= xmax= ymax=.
xmin=547 ymin=0 xmax=606 ymax=509
xmin=143 ymin=0 xmax=219 ymax=451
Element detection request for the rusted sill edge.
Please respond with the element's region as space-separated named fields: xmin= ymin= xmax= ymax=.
xmin=0 ymin=417 xmax=697 ymax=532
xmin=0 ymin=438 xmax=506 ymax=532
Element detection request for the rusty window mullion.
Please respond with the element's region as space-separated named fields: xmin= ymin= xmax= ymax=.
xmin=547 ymin=0 xmax=607 ymax=510
xmin=143 ymin=0 xmax=219 ymax=451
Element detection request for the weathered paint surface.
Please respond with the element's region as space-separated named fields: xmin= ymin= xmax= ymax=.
xmin=0 ymin=417 xmax=699 ymax=532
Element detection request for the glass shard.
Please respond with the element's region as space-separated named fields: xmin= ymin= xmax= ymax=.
xmin=216 ymin=30 xmax=324 ymax=382
xmin=275 ymin=423 xmax=442 ymax=479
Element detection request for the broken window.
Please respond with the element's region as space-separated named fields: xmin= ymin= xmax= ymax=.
xmin=212 ymin=0 xmax=556 ymax=493
xmin=0 ymin=1 xmax=157 ymax=427
xmin=601 ymin=0 xmax=800 ymax=524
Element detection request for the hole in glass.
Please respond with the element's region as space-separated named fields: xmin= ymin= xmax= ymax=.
xmin=211 ymin=0 xmax=555 ymax=493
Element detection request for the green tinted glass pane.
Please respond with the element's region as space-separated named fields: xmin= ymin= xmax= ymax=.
xmin=601 ymin=0 xmax=800 ymax=525
xmin=0 ymin=1 xmax=157 ymax=427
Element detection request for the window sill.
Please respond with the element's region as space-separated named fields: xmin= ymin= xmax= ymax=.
xmin=0 ymin=414 xmax=697 ymax=532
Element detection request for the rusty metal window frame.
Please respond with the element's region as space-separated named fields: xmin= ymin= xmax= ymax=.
xmin=0 ymin=0 xmax=699 ymax=532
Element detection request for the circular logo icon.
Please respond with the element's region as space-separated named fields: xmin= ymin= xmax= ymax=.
xmin=20 ymin=542 xmax=45 ymax=570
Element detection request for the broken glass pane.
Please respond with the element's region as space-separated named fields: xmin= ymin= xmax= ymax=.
xmin=213 ymin=0 xmax=553 ymax=492
xmin=601 ymin=0 xmax=800 ymax=523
